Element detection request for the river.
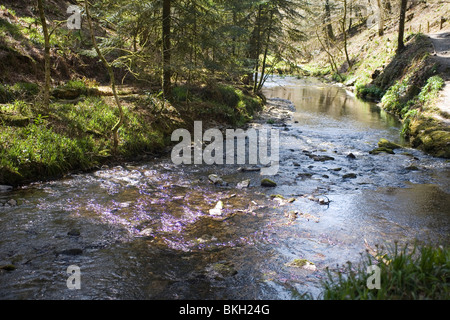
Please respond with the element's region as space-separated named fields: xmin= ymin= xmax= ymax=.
xmin=0 ymin=77 xmax=449 ymax=299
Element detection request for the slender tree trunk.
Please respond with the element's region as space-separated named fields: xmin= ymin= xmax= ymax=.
xmin=377 ymin=0 xmax=384 ymax=36
xmin=162 ymin=0 xmax=171 ymax=97
xmin=316 ymin=28 xmax=339 ymax=74
xmin=325 ymin=0 xmax=335 ymax=41
xmin=397 ymin=0 xmax=407 ymax=54
xmin=85 ymin=1 xmax=123 ymax=154
xmin=37 ymin=0 xmax=50 ymax=107
xmin=342 ymin=0 xmax=351 ymax=69
xmin=257 ymin=9 xmax=274 ymax=92
xmin=253 ymin=4 xmax=263 ymax=93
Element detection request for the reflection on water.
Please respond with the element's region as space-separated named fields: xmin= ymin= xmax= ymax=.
xmin=264 ymin=77 xmax=401 ymax=132
xmin=0 ymin=77 xmax=448 ymax=300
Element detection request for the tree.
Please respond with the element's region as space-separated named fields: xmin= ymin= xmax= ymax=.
xmin=85 ymin=0 xmax=124 ymax=154
xmin=376 ymin=0 xmax=385 ymax=36
xmin=324 ymin=0 xmax=335 ymax=41
xmin=340 ymin=0 xmax=351 ymax=69
xmin=397 ymin=0 xmax=407 ymax=54
xmin=37 ymin=0 xmax=51 ymax=107
xmin=162 ymin=0 xmax=171 ymax=97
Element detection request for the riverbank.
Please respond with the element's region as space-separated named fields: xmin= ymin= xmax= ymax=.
xmin=0 ymin=81 xmax=263 ymax=187
xmin=297 ymin=1 xmax=450 ymax=159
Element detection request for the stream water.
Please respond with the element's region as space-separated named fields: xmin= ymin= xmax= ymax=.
xmin=0 ymin=77 xmax=449 ymax=300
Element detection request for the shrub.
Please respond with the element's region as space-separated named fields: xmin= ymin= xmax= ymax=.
xmin=321 ymin=243 xmax=449 ymax=300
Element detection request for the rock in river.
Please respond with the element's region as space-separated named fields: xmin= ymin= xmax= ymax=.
xmin=209 ymin=201 xmax=224 ymax=216
xmin=236 ymin=179 xmax=251 ymax=189
xmin=208 ymin=174 xmax=226 ymax=186
xmin=378 ymin=138 xmax=402 ymax=150
xmin=261 ymin=179 xmax=277 ymax=187
xmin=343 ymin=173 xmax=357 ymax=179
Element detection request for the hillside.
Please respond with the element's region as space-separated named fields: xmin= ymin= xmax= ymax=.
xmin=0 ymin=0 xmax=264 ymax=186
xmin=301 ymin=0 xmax=450 ymax=158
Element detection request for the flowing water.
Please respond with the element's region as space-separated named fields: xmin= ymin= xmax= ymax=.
xmin=0 ymin=77 xmax=449 ymax=299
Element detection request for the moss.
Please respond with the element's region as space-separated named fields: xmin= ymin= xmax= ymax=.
xmin=415 ymin=130 xmax=450 ymax=158
xmin=0 ymin=264 xmax=16 ymax=271
xmin=378 ymin=138 xmax=402 ymax=150
xmin=261 ymin=178 xmax=277 ymax=187
xmin=369 ymin=147 xmax=395 ymax=155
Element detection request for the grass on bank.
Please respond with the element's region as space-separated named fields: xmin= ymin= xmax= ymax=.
xmin=321 ymin=243 xmax=449 ymax=300
xmin=0 ymin=80 xmax=263 ymax=186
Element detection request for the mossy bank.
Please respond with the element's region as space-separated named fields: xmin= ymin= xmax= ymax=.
xmin=0 ymin=80 xmax=263 ymax=187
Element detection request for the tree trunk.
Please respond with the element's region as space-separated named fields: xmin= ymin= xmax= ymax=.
xmin=162 ymin=0 xmax=171 ymax=97
xmin=377 ymin=0 xmax=384 ymax=36
xmin=325 ymin=0 xmax=335 ymax=41
xmin=257 ymin=8 xmax=274 ymax=92
xmin=85 ymin=1 xmax=123 ymax=154
xmin=342 ymin=0 xmax=351 ymax=69
xmin=397 ymin=0 xmax=407 ymax=54
xmin=37 ymin=0 xmax=50 ymax=108
xmin=253 ymin=4 xmax=263 ymax=93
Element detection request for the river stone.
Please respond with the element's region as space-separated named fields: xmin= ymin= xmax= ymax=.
xmin=343 ymin=173 xmax=357 ymax=179
xmin=378 ymin=138 xmax=402 ymax=150
xmin=285 ymin=259 xmax=316 ymax=271
xmin=369 ymin=147 xmax=394 ymax=155
xmin=59 ymin=248 xmax=83 ymax=256
xmin=309 ymin=154 xmax=335 ymax=162
xmin=236 ymin=179 xmax=251 ymax=189
xmin=209 ymin=201 xmax=224 ymax=216
xmin=6 ymin=199 xmax=17 ymax=206
xmin=0 ymin=264 xmax=16 ymax=271
xmin=67 ymin=229 xmax=81 ymax=237
xmin=208 ymin=174 xmax=225 ymax=185
xmin=261 ymin=178 xmax=277 ymax=187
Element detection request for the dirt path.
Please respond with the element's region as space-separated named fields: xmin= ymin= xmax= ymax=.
xmin=427 ymin=31 xmax=450 ymax=123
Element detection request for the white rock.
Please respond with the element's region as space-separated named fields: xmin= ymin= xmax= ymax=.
xmin=209 ymin=201 xmax=224 ymax=216
xmin=236 ymin=179 xmax=250 ymax=189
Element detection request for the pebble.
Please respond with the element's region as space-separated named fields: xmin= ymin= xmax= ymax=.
xmin=67 ymin=229 xmax=81 ymax=237
xmin=6 ymin=199 xmax=17 ymax=206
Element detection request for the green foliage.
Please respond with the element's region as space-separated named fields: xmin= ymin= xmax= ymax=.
xmin=0 ymin=124 xmax=97 ymax=183
xmin=321 ymin=243 xmax=449 ymax=300
xmin=0 ymin=82 xmax=39 ymax=103
xmin=11 ymin=82 xmax=40 ymax=99
xmin=401 ymin=109 xmax=418 ymax=137
xmin=355 ymin=83 xmax=384 ymax=101
xmin=0 ymin=84 xmax=13 ymax=103
xmin=381 ymin=77 xmax=410 ymax=115
xmin=172 ymin=86 xmax=190 ymax=102
xmin=418 ymin=76 xmax=445 ymax=105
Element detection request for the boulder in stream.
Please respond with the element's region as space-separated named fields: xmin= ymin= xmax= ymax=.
xmin=261 ymin=178 xmax=277 ymax=187
xmin=378 ymin=138 xmax=402 ymax=150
